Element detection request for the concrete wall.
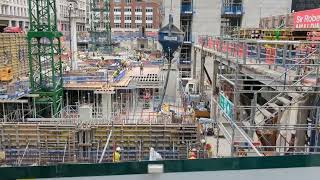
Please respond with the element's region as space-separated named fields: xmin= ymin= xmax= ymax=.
xmin=44 ymin=167 xmax=320 ymax=180
xmin=192 ymin=0 xmax=221 ymax=43
xmin=242 ymin=0 xmax=292 ymax=28
xmin=162 ymin=0 xmax=180 ymax=27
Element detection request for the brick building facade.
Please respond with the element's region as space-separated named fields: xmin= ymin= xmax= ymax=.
xmin=110 ymin=0 xmax=162 ymax=32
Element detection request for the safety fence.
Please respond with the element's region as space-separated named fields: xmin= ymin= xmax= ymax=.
xmin=3 ymin=149 xmax=183 ymax=166
xmin=222 ymin=4 xmax=244 ymax=15
xmin=197 ymin=36 xmax=318 ymax=69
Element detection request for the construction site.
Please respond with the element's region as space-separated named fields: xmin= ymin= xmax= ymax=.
xmin=0 ymin=0 xmax=319 ymax=169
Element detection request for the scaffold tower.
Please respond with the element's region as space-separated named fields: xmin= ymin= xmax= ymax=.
xmin=90 ymin=0 xmax=112 ymax=53
xmin=27 ymin=0 xmax=63 ymax=117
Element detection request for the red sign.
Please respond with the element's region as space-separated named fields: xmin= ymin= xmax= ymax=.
xmin=294 ymin=8 xmax=320 ymax=29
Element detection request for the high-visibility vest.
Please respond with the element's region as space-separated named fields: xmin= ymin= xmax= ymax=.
xmin=0 ymin=151 xmax=5 ymax=161
xmin=113 ymin=151 xmax=121 ymax=162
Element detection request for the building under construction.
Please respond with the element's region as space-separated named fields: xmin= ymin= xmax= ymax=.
xmin=0 ymin=1 xmax=320 ymax=178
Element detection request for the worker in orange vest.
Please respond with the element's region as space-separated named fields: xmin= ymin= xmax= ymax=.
xmin=205 ymin=144 xmax=213 ymax=158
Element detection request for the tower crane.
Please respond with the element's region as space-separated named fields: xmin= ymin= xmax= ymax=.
xmin=90 ymin=0 xmax=112 ymax=53
xmin=27 ymin=0 xmax=63 ymax=117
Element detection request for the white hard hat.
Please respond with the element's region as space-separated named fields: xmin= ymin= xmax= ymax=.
xmin=192 ymin=148 xmax=197 ymax=152
xmin=116 ymin=147 xmax=121 ymax=151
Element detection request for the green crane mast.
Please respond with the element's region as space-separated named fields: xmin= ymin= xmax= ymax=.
xmin=90 ymin=0 xmax=112 ymax=53
xmin=27 ymin=0 xmax=63 ymax=117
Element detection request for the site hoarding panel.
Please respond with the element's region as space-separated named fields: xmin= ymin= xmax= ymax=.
xmin=294 ymin=8 xmax=320 ymax=29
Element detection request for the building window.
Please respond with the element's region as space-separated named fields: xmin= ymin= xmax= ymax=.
xmin=125 ymin=7 xmax=131 ymax=12
xmin=125 ymin=23 xmax=131 ymax=28
xmin=125 ymin=15 xmax=131 ymax=20
xmin=136 ymin=15 xmax=142 ymax=20
xmin=146 ymin=15 xmax=153 ymax=21
xmin=114 ymin=15 xmax=121 ymax=20
xmin=114 ymin=7 xmax=121 ymax=12
xmin=114 ymin=23 xmax=121 ymax=28
xmin=146 ymin=23 xmax=153 ymax=29
xmin=125 ymin=0 xmax=131 ymax=4
xmin=146 ymin=8 xmax=153 ymax=13
xmin=114 ymin=0 xmax=121 ymax=3
xmin=135 ymin=7 xmax=142 ymax=12
xmin=136 ymin=23 xmax=142 ymax=29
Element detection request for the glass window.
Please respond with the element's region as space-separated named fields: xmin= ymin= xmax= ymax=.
xmin=125 ymin=23 xmax=131 ymax=28
xmin=136 ymin=15 xmax=142 ymax=20
xmin=146 ymin=15 xmax=153 ymax=21
xmin=114 ymin=15 xmax=121 ymax=20
xmin=114 ymin=23 xmax=121 ymax=28
xmin=146 ymin=23 xmax=153 ymax=29
xmin=125 ymin=7 xmax=131 ymax=12
xmin=135 ymin=7 xmax=142 ymax=12
xmin=146 ymin=8 xmax=153 ymax=13
xmin=125 ymin=15 xmax=131 ymax=20
xmin=114 ymin=7 xmax=121 ymax=12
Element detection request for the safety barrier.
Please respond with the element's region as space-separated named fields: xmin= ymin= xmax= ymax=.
xmin=197 ymin=36 xmax=318 ymax=68
xmin=222 ymin=5 xmax=244 ymax=15
xmin=3 ymin=148 xmax=182 ymax=166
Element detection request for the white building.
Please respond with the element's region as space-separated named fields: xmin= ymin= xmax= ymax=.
xmin=0 ymin=0 xmax=88 ymax=39
xmin=57 ymin=0 xmax=88 ymax=41
xmin=0 ymin=0 xmax=29 ymax=30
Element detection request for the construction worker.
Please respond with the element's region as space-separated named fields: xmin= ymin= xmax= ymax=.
xmin=139 ymin=62 xmax=144 ymax=75
xmin=188 ymin=148 xmax=197 ymax=159
xmin=205 ymin=144 xmax=213 ymax=158
xmin=188 ymin=152 xmax=197 ymax=160
xmin=237 ymin=148 xmax=247 ymax=157
xmin=0 ymin=149 xmax=5 ymax=165
xmin=113 ymin=147 xmax=121 ymax=163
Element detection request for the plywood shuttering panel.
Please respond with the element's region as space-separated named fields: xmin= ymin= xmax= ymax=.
xmin=0 ymin=33 xmax=29 ymax=81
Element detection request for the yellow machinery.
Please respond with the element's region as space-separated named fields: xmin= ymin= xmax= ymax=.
xmin=0 ymin=67 xmax=13 ymax=81
xmin=162 ymin=103 xmax=170 ymax=112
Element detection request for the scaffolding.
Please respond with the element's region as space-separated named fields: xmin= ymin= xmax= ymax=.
xmin=195 ymin=35 xmax=320 ymax=156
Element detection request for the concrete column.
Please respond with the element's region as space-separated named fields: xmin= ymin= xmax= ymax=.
xmin=8 ymin=20 xmax=12 ymax=27
xmin=102 ymin=93 xmax=113 ymax=120
xmin=210 ymin=58 xmax=219 ymax=122
xmin=212 ymin=59 xmax=219 ymax=94
xmin=192 ymin=48 xmax=197 ymax=79
xmin=21 ymin=21 xmax=25 ymax=30
xmin=199 ymin=51 xmax=205 ymax=96
xmin=70 ymin=18 xmax=78 ymax=70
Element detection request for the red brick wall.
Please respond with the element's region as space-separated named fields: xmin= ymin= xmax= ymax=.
xmin=110 ymin=0 xmax=161 ymax=30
